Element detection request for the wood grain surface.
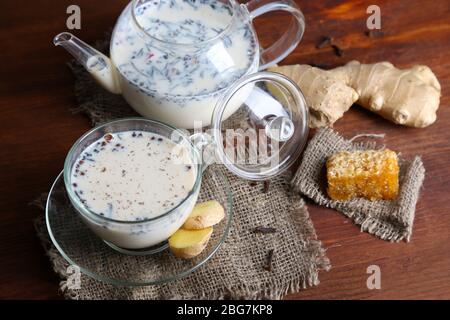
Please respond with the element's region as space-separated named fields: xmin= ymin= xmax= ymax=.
xmin=0 ymin=0 xmax=449 ymax=299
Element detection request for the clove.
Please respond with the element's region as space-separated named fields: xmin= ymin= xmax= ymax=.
xmin=263 ymin=181 xmax=271 ymax=193
xmin=332 ymin=44 xmax=344 ymax=57
xmin=316 ymin=36 xmax=333 ymax=49
xmin=253 ymin=226 xmax=277 ymax=234
xmin=263 ymin=249 xmax=275 ymax=272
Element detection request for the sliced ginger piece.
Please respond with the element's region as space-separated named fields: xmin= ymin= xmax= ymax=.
xmin=182 ymin=200 xmax=225 ymax=230
xmin=169 ymin=227 xmax=213 ymax=259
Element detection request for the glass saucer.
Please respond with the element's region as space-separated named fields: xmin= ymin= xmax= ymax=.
xmin=45 ymin=166 xmax=233 ymax=286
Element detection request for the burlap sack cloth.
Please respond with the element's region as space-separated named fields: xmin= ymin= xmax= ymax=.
xmin=292 ymin=128 xmax=425 ymax=242
xmin=34 ymin=50 xmax=330 ymax=299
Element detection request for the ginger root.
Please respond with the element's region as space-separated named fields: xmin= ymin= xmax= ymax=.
xmin=269 ymin=61 xmax=441 ymax=128
xmin=329 ymin=61 xmax=441 ymax=127
xmin=268 ymin=64 xmax=359 ymax=128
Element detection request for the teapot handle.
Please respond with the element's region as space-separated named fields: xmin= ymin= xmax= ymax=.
xmin=244 ymin=0 xmax=305 ymax=70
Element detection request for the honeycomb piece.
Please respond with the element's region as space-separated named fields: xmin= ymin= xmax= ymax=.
xmin=326 ymin=149 xmax=399 ymax=201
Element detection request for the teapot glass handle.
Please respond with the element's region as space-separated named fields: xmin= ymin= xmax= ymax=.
xmin=244 ymin=0 xmax=305 ymax=70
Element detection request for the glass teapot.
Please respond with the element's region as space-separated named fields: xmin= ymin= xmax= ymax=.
xmin=54 ymin=0 xmax=305 ymax=129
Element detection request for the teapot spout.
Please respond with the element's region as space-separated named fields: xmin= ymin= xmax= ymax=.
xmin=53 ymin=32 xmax=121 ymax=94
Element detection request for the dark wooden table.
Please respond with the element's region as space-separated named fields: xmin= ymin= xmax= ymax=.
xmin=0 ymin=0 xmax=449 ymax=299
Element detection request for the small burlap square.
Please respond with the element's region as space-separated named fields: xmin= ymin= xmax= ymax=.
xmin=34 ymin=42 xmax=330 ymax=299
xmin=291 ymin=128 xmax=425 ymax=242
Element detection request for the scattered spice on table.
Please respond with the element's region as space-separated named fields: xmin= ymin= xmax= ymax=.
xmin=316 ymin=35 xmax=333 ymax=49
xmin=365 ymin=29 xmax=384 ymax=38
xmin=315 ymin=36 xmax=343 ymax=57
xmin=332 ymin=44 xmax=344 ymax=57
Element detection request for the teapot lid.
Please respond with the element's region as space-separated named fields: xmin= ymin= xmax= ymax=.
xmin=210 ymin=71 xmax=309 ymax=180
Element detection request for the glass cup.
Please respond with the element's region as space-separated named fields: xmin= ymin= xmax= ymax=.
xmin=63 ymin=118 xmax=203 ymax=251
